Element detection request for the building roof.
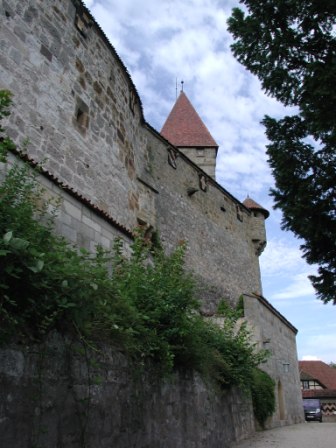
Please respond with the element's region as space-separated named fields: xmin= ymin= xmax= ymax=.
xmin=243 ymin=196 xmax=270 ymax=219
xmin=299 ymin=361 xmax=336 ymax=389
xmin=160 ymin=91 xmax=218 ymax=148
xmin=302 ymin=389 xmax=336 ymax=399
xmin=244 ymin=293 xmax=298 ymax=334
xmin=300 ymin=371 xmax=315 ymax=381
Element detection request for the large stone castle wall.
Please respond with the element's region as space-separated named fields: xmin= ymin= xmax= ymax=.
xmin=0 ymin=0 xmax=304 ymax=440
xmin=0 ymin=0 xmax=264 ymax=308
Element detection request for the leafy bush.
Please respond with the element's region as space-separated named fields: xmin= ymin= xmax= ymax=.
xmin=250 ymin=368 xmax=275 ymax=427
xmin=217 ymin=295 xmax=244 ymax=318
xmin=0 ymin=91 xmax=15 ymax=162
xmin=0 ymin=161 xmax=127 ymax=342
xmin=0 ymin=90 xmax=269 ymax=394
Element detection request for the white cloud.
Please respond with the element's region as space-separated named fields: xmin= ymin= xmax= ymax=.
xmin=261 ymin=237 xmax=312 ymax=276
xmin=271 ymin=273 xmax=316 ymax=301
xmin=301 ymin=355 xmax=320 ymax=361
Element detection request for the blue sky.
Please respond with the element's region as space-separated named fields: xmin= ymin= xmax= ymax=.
xmin=83 ymin=0 xmax=335 ymax=363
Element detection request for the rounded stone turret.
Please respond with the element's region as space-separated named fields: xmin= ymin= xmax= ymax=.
xmin=243 ymin=196 xmax=269 ymax=256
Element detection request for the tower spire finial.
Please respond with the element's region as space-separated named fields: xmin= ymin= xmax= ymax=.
xmin=181 ymin=80 xmax=184 ymax=92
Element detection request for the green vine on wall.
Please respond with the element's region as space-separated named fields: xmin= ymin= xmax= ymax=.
xmin=250 ymin=368 xmax=276 ymax=428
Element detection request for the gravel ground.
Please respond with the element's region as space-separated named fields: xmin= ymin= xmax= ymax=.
xmin=231 ymin=422 xmax=336 ymax=448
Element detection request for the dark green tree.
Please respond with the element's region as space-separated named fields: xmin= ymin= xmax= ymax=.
xmin=228 ymin=0 xmax=336 ymax=304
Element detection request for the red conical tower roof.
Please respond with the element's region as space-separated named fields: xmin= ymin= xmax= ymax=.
xmin=161 ymin=91 xmax=218 ymax=148
xmin=243 ymin=196 xmax=270 ymax=219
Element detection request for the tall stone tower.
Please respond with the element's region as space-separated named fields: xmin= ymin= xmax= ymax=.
xmin=161 ymin=91 xmax=218 ymax=179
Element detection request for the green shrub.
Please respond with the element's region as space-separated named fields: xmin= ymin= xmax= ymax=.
xmin=0 ymin=91 xmax=15 ymax=162
xmin=250 ymin=368 xmax=275 ymax=427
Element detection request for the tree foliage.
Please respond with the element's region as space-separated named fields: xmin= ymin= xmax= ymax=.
xmin=228 ymin=0 xmax=336 ymax=303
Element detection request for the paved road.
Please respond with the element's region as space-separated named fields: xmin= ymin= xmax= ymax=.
xmin=231 ymin=422 xmax=336 ymax=448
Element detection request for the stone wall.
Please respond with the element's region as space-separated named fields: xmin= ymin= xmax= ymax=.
xmin=178 ymin=146 xmax=217 ymax=179
xmin=0 ymin=0 xmax=305 ymax=437
xmin=142 ymin=130 xmax=263 ymax=309
xmin=0 ymin=153 xmax=133 ymax=256
xmin=0 ymin=0 xmax=145 ymax=232
xmin=0 ymin=334 xmax=255 ymax=448
xmin=0 ymin=0 xmax=264 ymax=308
xmin=243 ymin=294 xmax=305 ymax=427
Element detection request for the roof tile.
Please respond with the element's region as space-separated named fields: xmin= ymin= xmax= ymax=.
xmin=299 ymin=361 xmax=336 ymax=389
xmin=302 ymin=389 xmax=336 ymax=398
xmin=160 ymin=92 xmax=218 ymax=147
xmin=243 ymin=196 xmax=270 ymax=219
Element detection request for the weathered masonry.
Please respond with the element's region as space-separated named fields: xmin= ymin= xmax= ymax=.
xmin=0 ymin=0 xmax=266 ymax=308
xmin=0 ymin=334 xmax=255 ymax=448
xmin=0 ymin=0 xmax=304 ymax=445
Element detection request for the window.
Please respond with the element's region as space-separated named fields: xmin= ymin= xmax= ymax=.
xmin=74 ymin=11 xmax=91 ymax=38
xmin=76 ymin=109 xmax=88 ymax=128
xmin=236 ymin=205 xmax=243 ymax=222
xmin=129 ymin=89 xmax=136 ymax=114
xmin=167 ymin=148 xmax=177 ymax=169
xmin=199 ymin=174 xmax=208 ymax=192
xmin=40 ymin=44 xmax=52 ymax=62
xmin=283 ymin=363 xmax=290 ymax=373
xmin=74 ymin=97 xmax=89 ymax=135
xmin=301 ymin=379 xmax=323 ymax=390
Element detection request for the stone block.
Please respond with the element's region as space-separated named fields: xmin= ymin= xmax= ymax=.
xmin=61 ymin=223 xmax=77 ymax=243
xmin=63 ymin=199 xmax=82 ymax=221
xmin=83 ymin=215 xmax=102 ymax=233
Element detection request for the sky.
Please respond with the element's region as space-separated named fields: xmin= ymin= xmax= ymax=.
xmin=83 ymin=0 xmax=335 ymax=363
